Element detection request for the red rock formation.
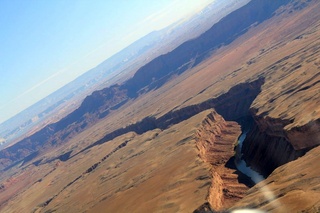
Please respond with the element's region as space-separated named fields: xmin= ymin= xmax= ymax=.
xmin=195 ymin=110 xmax=249 ymax=211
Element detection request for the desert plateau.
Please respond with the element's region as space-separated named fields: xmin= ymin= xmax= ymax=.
xmin=0 ymin=0 xmax=320 ymax=212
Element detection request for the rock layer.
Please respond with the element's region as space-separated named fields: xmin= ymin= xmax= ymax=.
xmin=241 ymin=124 xmax=307 ymax=176
xmin=195 ymin=111 xmax=249 ymax=211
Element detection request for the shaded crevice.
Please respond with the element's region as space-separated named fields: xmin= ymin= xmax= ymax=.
xmin=241 ymin=124 xmax=309 ymax=177
xmin=225 ymin=156 xmax=255 ymax=188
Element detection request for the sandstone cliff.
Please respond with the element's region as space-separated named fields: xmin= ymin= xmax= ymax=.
xmin=194 ymin=111 xmax=249 ymax=211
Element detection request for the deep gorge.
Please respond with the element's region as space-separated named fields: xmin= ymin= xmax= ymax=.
xmin=0 ymin=0 xmax=298 ymax=171
xmin=1 ymin=76 xmax=314 ymax=212
xmin=79 ymin=76 xmax=307 ymax=179
xmin=74 ymin=78 xmax=265 ymax=156
xmin=10 ymin=77 xmax=308 ymax=182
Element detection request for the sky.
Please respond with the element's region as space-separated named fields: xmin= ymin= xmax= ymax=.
xmin=0 ymin=0 xmax=215 ymax=124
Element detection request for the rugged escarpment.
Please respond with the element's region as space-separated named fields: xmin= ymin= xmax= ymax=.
xmin=194 ymin=111 xmax=249 ymax=211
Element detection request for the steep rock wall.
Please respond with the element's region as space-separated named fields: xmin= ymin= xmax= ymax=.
xmin=241 ymin=125 xmax=307 ymax=176
xmin=251 ymin=108 xmax=320 ymax=150
xmin=194 ymin=110 xmax=249 ymax=211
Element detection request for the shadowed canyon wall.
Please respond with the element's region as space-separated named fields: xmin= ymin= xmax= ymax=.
xmin=241 ymin=124 xmax=308 ymax=176
xmin=74 ymin=78 xmax=264 ymax=157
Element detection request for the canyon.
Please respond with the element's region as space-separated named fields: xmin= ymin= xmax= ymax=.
xmin=0 ymin=0 xmax=320 ymax=212
xmin=0 ymin=0 xmax=293 ymax=170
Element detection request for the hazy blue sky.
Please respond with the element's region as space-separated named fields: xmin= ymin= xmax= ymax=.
xmin=0 ymin=0 xmax=215 ymax=124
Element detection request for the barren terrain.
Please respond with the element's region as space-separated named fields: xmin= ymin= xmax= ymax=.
xmin=0 ymin=0 xmax=320 ymax=212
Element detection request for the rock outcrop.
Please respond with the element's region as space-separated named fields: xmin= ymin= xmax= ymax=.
xmin=195 ymin=111 xmax=249 ymax=211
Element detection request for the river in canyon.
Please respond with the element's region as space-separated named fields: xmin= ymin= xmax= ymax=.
xmin=235 ymin=121 xmax=264 ymax=184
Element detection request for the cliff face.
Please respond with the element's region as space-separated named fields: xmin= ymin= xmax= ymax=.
xmin=241 ymin=125 xmax=307 ymax=176
xmin=194 ymin=111 xmax=249 ymax=211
